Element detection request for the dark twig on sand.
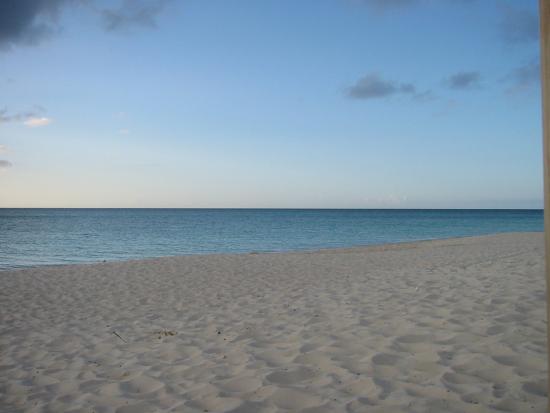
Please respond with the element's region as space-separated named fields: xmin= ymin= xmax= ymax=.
xmin=112 ymin=331 xmax=127 ymax=343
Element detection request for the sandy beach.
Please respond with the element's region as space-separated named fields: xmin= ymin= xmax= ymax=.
xmin=0 ymin=232 xmax=547 ymax=413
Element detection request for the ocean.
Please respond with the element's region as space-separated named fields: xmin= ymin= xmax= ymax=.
xmin=0 ymin=208 xmax=543 ymax=270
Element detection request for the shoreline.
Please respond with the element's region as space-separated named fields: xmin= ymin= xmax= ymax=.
xmin=1 ymin=230 xmax=543 ymax=273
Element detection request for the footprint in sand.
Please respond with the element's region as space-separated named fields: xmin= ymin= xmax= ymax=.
xmin=219 ymin=376 xmax=263 ymax=393
xmin=522 ymin=381 xmax=548 ymax=398
xmin=395 ymin=334 xmax=431 ymax=343
xmin=372 ymin=353 xmax=400 ymax=366
xmin=486 ymin=325 xmax=506 ymax=336
xmin=492 ymin=355 xmax=544 ymax=371
xmin=119 ymin=375 xmax=164 ymax=394
xmin=255 ymin=349 xmax=296 ymax=367
xmin=227 ymin=400 xmax=271 ymax=413
xmin=492 ymin=383 xmax=507 ymax=398
xmin=267 ymin=366 xmax=317 ymax=384
xmin=442 ymin=371 xmax=478 ymax=385
xmin=115 ymin=402 xmax=157 ymax=413
xmin=271 ymin=388 xmax=324 ymax=410
xmin=186 ymin=396 xmax=242 ymax=412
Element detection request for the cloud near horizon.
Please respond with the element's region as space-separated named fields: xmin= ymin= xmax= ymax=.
xmin=347 ymin=73 xmax=417 ymax=100
xmin=346 ymin=73 xmax=434 ymax=102
xmin=445 ymin=71 xmax=481 ymax=90
xmin=0 ymin=108 xmax=40 ymax=124
xmin=0 ymin=108 xmax=51 ymax=127
xmin=0 ymin=160 xmax=12 ymax=168
xmin=24 ymin=117 xmax=52 ymax=127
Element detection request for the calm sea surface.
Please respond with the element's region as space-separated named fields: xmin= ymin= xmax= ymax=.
xmin=0 ymin=209 xmax=543 ymax=270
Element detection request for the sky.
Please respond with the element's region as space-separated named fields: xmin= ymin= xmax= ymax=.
xmin=0 ymin=0 xmax=543 ymax=208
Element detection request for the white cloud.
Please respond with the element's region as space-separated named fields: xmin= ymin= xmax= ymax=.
xmin=119 ymin=128 xmax=130 ymax=135
xmin=0 ymin=145 xmax=6 ymax=154
xmin=24 ymin=117 xmax=52 ymax=127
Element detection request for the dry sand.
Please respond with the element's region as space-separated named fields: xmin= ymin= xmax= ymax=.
xmin=0 ymin=232 xmax=547 ymax=412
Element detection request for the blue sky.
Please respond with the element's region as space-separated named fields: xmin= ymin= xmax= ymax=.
xmin=0 ymin=0 xmax=542 ymax=208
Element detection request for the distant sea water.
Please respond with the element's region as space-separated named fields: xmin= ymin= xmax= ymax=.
xmin=0 ymin=209 xmax=543 ymax=270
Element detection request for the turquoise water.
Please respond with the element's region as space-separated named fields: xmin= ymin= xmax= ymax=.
xmin=0 ymin=209 xmax=543 ymax=270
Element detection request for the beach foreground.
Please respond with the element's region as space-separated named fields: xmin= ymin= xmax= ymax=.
xmin=0 ymin=233 xmax=547 ymax=413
